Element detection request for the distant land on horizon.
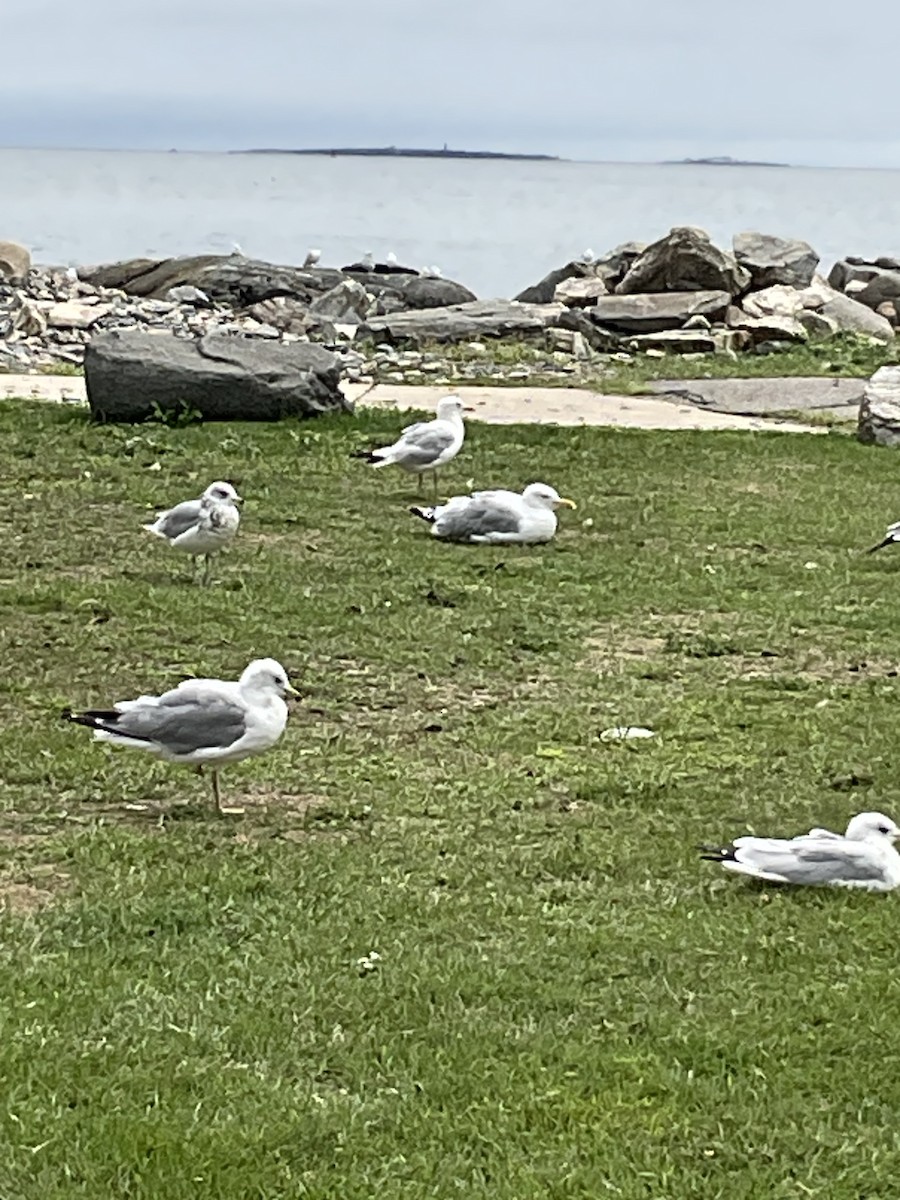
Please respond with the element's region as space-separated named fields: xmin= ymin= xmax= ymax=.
xmin=232 ymin=145 xmax=561 ymax=162
xmin=663 ymin=155 xmax=791 ymax=168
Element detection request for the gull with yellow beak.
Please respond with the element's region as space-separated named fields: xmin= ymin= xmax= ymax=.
xmin=410 ymin=482 xmax=576 ymax=545
xmin=63 ymin=658 xmax=299 ymax=815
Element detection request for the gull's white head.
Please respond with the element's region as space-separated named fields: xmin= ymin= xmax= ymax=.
xmin=845 ymin=812 xmax=900 ymax=843
xmin=522 ymin=482 xmax=577 ymax=511
xmin=239 ymin=658 xmax=299 ymax=698
xmin=202 ymin=481 xmax=242 ymax=506
xmin=436 ymin=395 xmax=465 ymax=421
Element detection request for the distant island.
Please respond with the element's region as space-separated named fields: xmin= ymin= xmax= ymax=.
xmin=232 ymin=145 xmax=560 ymax=162
xmin=663 ymin=155 xmax=790 ymax=168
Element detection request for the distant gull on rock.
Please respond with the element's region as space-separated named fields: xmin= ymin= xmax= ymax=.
xmin=231 ymin=242 xmax=245 ymax=256
xmin=582 ymin=248 xmax=595 ymax=263
xmin=303 ymin=248 xmax=321 ymax=268
xmin=63 ymin=658 xmax=298 ymax=814
xmin=353 ymin=395 xmax=465 ymax=497
xmin=143 ymin=480 xmax=242 ymax=585
xmin=700 ymin=811 xmax=900 ymax=891
xmin=410 ymin=482 xmax=576 ymax=545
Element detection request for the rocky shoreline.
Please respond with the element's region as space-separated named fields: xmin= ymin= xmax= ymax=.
xmin=1 ymin=228 xmax=898 ymax=400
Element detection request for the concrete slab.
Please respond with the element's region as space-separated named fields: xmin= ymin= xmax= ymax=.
xmin=645 ymin=376 xmax=863 ymax=418
xmin=345 ymin=383 xmax=822 ymax=433
xmin=0 ymin=372 xmax=823 ymax=433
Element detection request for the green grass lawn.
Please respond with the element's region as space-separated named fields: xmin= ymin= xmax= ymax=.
xmin=3 ymin=400 xmax=900 ymax=1197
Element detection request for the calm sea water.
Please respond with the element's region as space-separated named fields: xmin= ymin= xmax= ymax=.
xmin=2 ymin=148 xmax=900 ymax=298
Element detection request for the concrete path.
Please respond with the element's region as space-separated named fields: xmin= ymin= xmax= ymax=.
xmin=1 ymin=373 xmax=825 ymax=433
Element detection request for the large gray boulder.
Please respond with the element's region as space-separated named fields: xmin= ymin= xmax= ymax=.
xmin=0 ymin=240 xmax=31 ymax=282
xmin=78 ymin=255 xmax=344 ymax=305
xmin=828 ymin=258 xmax=900 ymax=293
xmin=361 ymin=299 xmax=564 ymax=344
xmin=858 ymin=366 xmax=900 ymax=446
xmin=84 ymin=329 xmax=347 ymax=422
xmin=854 ymin=272 xmax=900 ymax=311
xmin=346 ymin=271 xmax=475 ymax=309
xmin=592 ymin=242 xmax=647 ymax=290
xmin=732 ymin=232 xmax=819 ymax=289
xmin=615 ymin=227 xmax=750 ymax=297
xmin=584 ymin=290 xmax=731 ymax=334
xmin=817 ymin=290 xmax=895 ymax=341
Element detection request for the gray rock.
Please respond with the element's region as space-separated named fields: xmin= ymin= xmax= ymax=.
xmin=797 ymin=309 xmax=839 ymax=339
xmin=79 ymin=255 xmax=346 ymax=304
xmin=361 ymin=300 xmax=564 ymax=344
xmin=626 ymin=329 xmax=719 ymax=354
xmin=308 ymin=278 xmax=370 ymax=323
xmin=616 ymin=227 xmax=750 ymax=297
xmin=585 ymin=290 xmax=731 ymax=334
xmin=0 ymin=240 xmax=31 ymax=282
xmin=731 ymin=313 xmax=809 ymax=345
xmin=47 ymin=301 xmax=112 ymax=329
xmin=732 ymin=232 xmax=819 ymax=289
xmin=341 ymin=271 xmax=476 ymax=310
xmin=876 ymin=301 xmax=899 ymax=327
xmin=854 ymin=272 xmax=900 ymax=310
xmin=818 ymin=291 xmax=895 ymax=342
xmin=553 ymin=276 xmax=609 ymax=306
xmin=592 ymin=242 xmax=647 ymax=290
xmin=828 ymin=259 xmax=891 ymax=293
xmin=166 ymin=285 xmax=212 ymax=306
xmin=514 ymin=261 xmax=593 ymax=304
xmin=83 ymin=329 xmax=347 ymax=422
xmin=858 ymin=366 xmax=900 ymax=446
xmin=555 ymin=307 xmax=622 ymax=352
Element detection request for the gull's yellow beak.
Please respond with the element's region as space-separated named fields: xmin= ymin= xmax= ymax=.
xmin=557 ymin=498 xmax=577 ymax=510
xmin=285 ymin=682 xmax=301 ymax=698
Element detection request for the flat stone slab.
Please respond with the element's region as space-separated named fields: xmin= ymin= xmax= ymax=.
xmin=1 ymin=373 xmax=824 ymax=432
xmin=646 ymin=376 xmax=864 ymax=418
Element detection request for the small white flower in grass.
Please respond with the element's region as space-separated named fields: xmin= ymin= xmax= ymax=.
xmin=82 ymin=470 xmax=92 ymax=479
xmin=148 ymin=461 xmax=162 ymax=472
xmin=804 ymin=561 xmax=819 ymax=570
xmin=582 ymin=517 xmax=594 ymax=528
xmin=703 ymin=564 xmax=716 ymax=575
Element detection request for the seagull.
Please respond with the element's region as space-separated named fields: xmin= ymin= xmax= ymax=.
xmin=700 ymin=811 xmax=900 ymax=891
xmin=361 ymin=251 xmax=375 ymax=271
xmin=143 ymin=480 xmax=242 ymax=585
xmin=582 ymin=248 xmax=596 ymax=263
xmin=303 ymin=248 xmax=321 ymax=268
xmin=410 ymin=482 xmax=577 ymax=544
xmin=352 ymin=395 xmax=465 ymax=497
xmin=230 ymin=242 xmax=245 ymax=257
xmin=421 ymin=264 xmax=443 ymax=278
xmin=63 ymin=658 xmax=298 ymax=814
xmin=386 ymin=251 xmax=398 ymax=266
xmin=867 ymin=521 xmax=900 ymax=554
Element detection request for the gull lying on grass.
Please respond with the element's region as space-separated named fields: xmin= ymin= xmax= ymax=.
xmin=143 ymin=480 xmax=241 ymax=585
xmin=353 ymin=395 xmax=465 ymax=497
xmin=63 ymin=658 xmax=298 ymax=815
xmin=700 ymin=811 xmax=900 ymax=891
xmin=410 ymin=482 xmax=576 ymax=544
xmin=867 ymin=521 xmax=900 ymax=554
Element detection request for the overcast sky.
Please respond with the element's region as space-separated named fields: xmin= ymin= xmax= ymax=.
xmin=3 ymin=0 xmax=900 ymax=167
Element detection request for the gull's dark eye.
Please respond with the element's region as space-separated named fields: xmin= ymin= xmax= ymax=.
xmin=878 ymin=824 xmax=890 ymax=835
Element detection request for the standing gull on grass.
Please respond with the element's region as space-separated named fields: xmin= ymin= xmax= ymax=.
xmin=700 ymin=811 xmax=900 ymax=891
xmin=410 ymin=482 xmax=576 ymax=544
xmin=63 ymin=658 xmax=298 ymax=815
xmin=354 ymin=395 xmax=466 ymax=497
xmin=143 ymin=480 xmax=242 ymax=585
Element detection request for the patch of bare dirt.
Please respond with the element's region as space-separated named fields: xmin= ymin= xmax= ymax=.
xmin=0 ymin=867 xmax=70 ymax=916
